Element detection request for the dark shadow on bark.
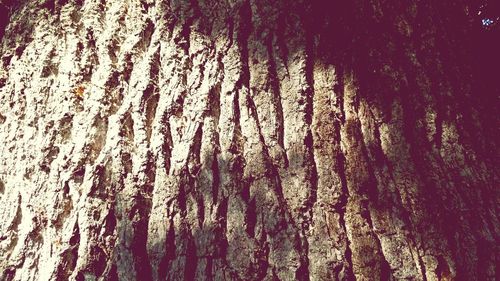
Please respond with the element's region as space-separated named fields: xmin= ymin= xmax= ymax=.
xmin=143 ymin=1 xmax=498 ymax=279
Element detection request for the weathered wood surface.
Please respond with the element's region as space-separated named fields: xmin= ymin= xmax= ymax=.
xmin=0 ymin=0 xmax=497 ymax=280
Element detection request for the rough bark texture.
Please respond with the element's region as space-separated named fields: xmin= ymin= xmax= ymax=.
xmin=0 ymin=0 xmax=498 ymax=280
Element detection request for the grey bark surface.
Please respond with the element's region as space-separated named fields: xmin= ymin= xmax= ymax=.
xmin=0 ymin=0 xmax=498 ymax=280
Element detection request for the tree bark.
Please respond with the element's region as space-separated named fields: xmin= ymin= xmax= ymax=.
xmin=0 ymin=0 xmax=497 ymax=280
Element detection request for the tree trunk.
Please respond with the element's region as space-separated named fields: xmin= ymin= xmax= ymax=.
xmin=0 ymin=0 xmax=497 ymax=280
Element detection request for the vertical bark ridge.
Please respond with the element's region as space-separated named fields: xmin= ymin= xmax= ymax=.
xmin=339 ymin=72 xmax=392 ymax=281
xmin=310 ymin=61 xmax=353 ymax=280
